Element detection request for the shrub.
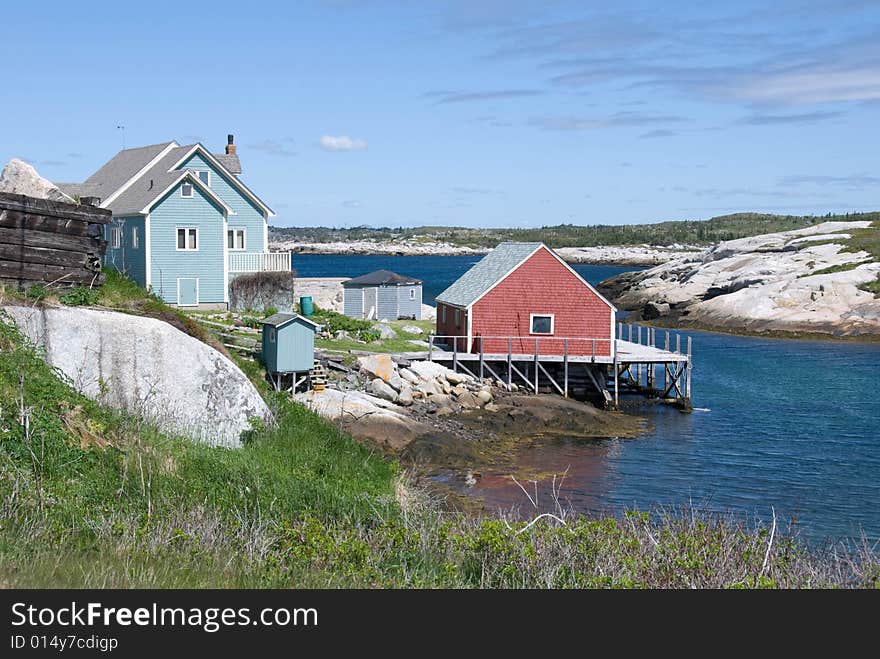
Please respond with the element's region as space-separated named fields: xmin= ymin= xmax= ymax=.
xmin=25 ymin=284 xmax=48 ymax=301
xmin=59 ymin=286 xmax=100 ymax=306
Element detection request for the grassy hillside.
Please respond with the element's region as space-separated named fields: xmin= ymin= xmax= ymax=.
xmin=0 ymin=277 xmax=878 ymax=587
xmin=270 ymin=211 xmax=880 ymax=249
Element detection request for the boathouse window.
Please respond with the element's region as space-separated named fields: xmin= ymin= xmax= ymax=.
xmin=409 ymin=288 xmax=416 ymax=300
xmin=110 ymin=227 xmax=122 ymax=249
xmin=268 ymin=328 xmax=276 ymax=343
xmin=454 ymin=309 xmax=460 ymax=328
xmin=176 ymin=227 xmax=198 ymax=251
xmin=227 ymin=228 xmax=246 ymax=250
xmin=181 ymin=182 xmax=193 ymax=198
xmin=442 ymin=306 xmax=446 ymax=323
xmin=131 ymin=227 xmax=139 ymax=249
xmin=530 ymin=314 xmax=554 ymax=335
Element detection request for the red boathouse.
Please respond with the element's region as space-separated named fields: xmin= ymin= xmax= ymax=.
xmin=435 ymin=242 xmax=617 ymax=358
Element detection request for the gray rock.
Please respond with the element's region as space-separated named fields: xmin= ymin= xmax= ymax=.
xmin=451 ymin=384 xmax=469 ymax=397
xmin=0 ymin=159 xmax=75 ymax=203
xmin=375 ymin=324 xmax=398 ymax=340
xmin=335 ymin=330 xmax=353 ymax=340
xmin=484 ymin=402 xmax=500 ymax=412
xmin=427 ymin=392 xmax=453 ymax=407
xmin=401 ymin=325 xmax=423 ymax=335
xmin=476 ymin=389 xmax=493 ymax=404
xmin=441 ymin=380 xmax=452 ymax=395
xmin=416 ymin=380 xmax=440 ymax=396
xmin=4 ymin=305 xmax=270 ymax=447
xmin=445 ymin=371 xmax=468 ymax=385
xmin=370 ymin=377 xmax=399 ymax=403
xmin=435 ymin=406 xmax=455 ymax=417
xmin=357 ymin=354 xmax=404 ymax=390
xmin=396 ymin=386 xmax=414 ymax=407
xmin=642 ymin=301 xmax=671 ymax=320
xmin=399 ymin=368 xmax=421 ymax=385
xmin=456 ymin=391 xmax=481 ymax=408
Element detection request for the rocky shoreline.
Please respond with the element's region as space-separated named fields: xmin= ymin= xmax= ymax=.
xmin=555 ymin=245 xmax=698 ymax=266
xmin=600 ymin=221 xmax=880 ymax=338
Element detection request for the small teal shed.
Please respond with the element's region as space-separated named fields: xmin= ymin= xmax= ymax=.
xmin=261 ymin=313 xmax=322 ymax=378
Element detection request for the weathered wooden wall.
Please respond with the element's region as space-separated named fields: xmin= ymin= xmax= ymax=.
xmin=0 ymin=192 xmax=110 ymax=288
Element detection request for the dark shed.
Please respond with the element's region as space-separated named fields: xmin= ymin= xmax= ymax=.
xmin=261 ymin=312 xmax=322 ymax=374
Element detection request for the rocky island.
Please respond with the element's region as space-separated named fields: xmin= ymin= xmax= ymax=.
xmin=601 ymin=221 xmax=880 ymax=338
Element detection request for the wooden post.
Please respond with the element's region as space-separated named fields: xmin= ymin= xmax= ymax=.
xmin=628 ymin=324 xmax=633 ymax=342
xmin=534 ymin=337 xmax=539 ymax=393
xmin=453 ymin=338 xmax=458 ymax=372
xmin=613 ymin=357 xmax=619 ymax=407
xmin=507 ymin=337 xmax=513 ymax=391
xmin=429 ymin=335 xmax=434 ymax=362
xmin=686 ymin=336 xmax=692 ymax=401
xmin=637 ymin=325 xmax=642 ymax=345
xmin=563 ymin=338 xmax=569 ymax=398
xmin=676 ymin=334 xmax=681 ymax=354
xmin=479 ymin=342 xmax=484 ymax=381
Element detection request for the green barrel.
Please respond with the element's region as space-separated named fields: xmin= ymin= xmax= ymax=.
xmin=300 ymin=296 xmax=314 ymax=316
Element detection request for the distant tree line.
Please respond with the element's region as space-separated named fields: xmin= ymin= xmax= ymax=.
xmin=269 ymin=211 xmax=880 ymax=248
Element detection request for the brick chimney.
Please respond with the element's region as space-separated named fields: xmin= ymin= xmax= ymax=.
xmin=226 ymin=134 xmax=236 ymax=155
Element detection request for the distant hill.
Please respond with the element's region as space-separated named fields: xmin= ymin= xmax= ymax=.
xmin=270 ymin=211 xmax=880 ymax=248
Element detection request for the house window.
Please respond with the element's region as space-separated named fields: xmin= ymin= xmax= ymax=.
xmin=131 ymin=227 xmax=139 ymax=249
xmin=409 ymin=288 xmax=416 ymax=300
xmin=196 ymin=170 xmax=210 ymax=186
xmin=530 ymin=314 xmax=554 ymax=335
xmin=441 ymin=306 xmax=446 ymax=323
xmin=110 ymin=227 xmax=122 ymax=249
xmin=181 ymin=182 xmax=193 ymax=198
xmin=176 ymin=227 xmax=198 ymax=251
xmin=227 ymin=228 xmax=246 ymax=251
xmin=454 ymin=309 xmax=460 ymax=328
xmin=268 ymin=328 xmax=276 ymax=343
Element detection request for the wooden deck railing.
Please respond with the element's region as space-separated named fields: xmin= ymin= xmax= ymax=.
xmin=428 ymin=334 xmax=615 ymax=361
xmin=228 ymin=251 xmax=291 ymax=273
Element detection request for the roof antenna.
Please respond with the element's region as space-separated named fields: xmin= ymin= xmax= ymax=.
xmin=116 ymin=124 xmax=126 ymax=150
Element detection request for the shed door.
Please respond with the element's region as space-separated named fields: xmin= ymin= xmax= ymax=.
xmin=363 ymin=287 xmax=377 ymax=320
xmin=177 ymin=278 xmax=199 ymax=306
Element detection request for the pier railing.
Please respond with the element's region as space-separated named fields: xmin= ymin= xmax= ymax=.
xmin=428 ymin=334 xmax=614 ymax=362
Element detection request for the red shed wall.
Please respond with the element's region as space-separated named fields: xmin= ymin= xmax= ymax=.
xmin=435 ymin=302 xmax=468 ymax=350
xmin=470 ymin=247 xmax=613 ymax=357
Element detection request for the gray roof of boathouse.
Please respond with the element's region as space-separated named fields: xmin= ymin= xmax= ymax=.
xmin=261 ymin=313 xmax=322 ymax=329
xmin=342 ymin=270 xmax=422 ymax=287
xmin=434 ymin=242 xmax=544 ymax=308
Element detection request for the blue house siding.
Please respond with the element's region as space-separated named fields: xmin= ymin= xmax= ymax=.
xmin=397 ymin=284 xmax=422 ymax=319
xmin=103 ymin=216 xmax=146 ymax=288
xmin=377 ymin=287 xmax=398 ymax=321
xmin=178 ymin=153 xmax=266 ymax=253
xmin=262 ymin=320 xmax=316 ymax=373
xmin=148 ymin=181 xmax=226 ymax=304
xmin=343 ymin=288 xmax=364 ymax=319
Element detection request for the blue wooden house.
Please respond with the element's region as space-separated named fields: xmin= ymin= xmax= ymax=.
xmin=61 ymin=135 xmax=289 ymax=308
xmin=342 ymin=270 xmax=423 ymax=320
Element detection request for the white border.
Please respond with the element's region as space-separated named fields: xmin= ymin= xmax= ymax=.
xmin=180 ymin=182 xmax=194 ymax=198
xmin=176 ymin=227 xmax=199 ymax=251
xmin=227 ymin=227 xmax=247 ymax=251
xmin=529 ymin=313 xmax=555 ymax=335
xmin=144 ymin=213 xmax=152 ymax=289
xmin=176 ymin=277 xmax=199 ymax=306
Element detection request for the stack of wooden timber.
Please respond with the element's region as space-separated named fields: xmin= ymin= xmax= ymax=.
xmin=0 ymin=192 xmax=110 ymax=289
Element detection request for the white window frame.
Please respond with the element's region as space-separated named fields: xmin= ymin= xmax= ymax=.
xmin=131 ymin=226 xmax=139 ymax=249
xmin=409 ymin=288 xmax=416 ymax=300
xmin=195 ymin=170 xmax=210 ymax=186
xmin=110 ymin=227 xmax=122 ymax=249
xmin=530 ymin=313 xmax=555 ymax=335
xmin=176 ymin=227 xmax=199 ymax=251
xmin=227 ymin=228 xmax=246 ymax=251
xmin=181 ymin=182 xmax=194 ymax=198
xmin=441 ymin=306 xmax=447 ymax=323
xmin=454 ymin=309 xmax=460 ymax=328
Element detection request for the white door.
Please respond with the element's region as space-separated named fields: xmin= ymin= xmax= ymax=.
xmin=363 ymin=287 xmax=377 ymax=320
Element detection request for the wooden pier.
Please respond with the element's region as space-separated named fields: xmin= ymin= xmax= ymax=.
xmin=411 ymin=323 xmax=692 ymax=410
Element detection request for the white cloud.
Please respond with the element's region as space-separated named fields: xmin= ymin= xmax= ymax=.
xmin=320 ymin=135 xmax=368 ymax=152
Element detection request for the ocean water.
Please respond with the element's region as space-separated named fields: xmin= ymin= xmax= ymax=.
xmin=293 ymin=253 xmax=880 ymax=544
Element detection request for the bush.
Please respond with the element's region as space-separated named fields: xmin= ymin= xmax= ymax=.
xmin=263 ymin=306 xmax=279 ymax=318
xmin=25 ymin=284 xmax=48 ymax=301
xmin=59 ymin=286 xmax=100 ymax=306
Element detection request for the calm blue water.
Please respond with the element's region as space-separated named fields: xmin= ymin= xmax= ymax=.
xmin=293 ymin=254 xmax=880 ymax=544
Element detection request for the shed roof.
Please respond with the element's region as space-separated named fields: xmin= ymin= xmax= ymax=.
xmin=435 ymin=242 xmax=543 ymax=308
xmin=261 ymin=313 xmax=322 ymax=329
xmin=342 ymin=269 xmax=423 ymax=287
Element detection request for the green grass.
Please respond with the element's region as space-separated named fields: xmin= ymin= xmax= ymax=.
xmin=1 ymin=274 xmax=878 ymax=588
xmin=798 ymin=260 xmax=872 ymax=278
xmin=859 ymin=275 xmax=880 ymax=298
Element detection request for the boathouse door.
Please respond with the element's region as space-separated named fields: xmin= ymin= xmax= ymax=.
xmin=363 ymin=287 xmax=377 ymax=320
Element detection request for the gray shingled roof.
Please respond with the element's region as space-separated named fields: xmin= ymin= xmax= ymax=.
xmin=343 ymin=270 xmax=422 ymax=287
xmin=75 ymin=142 xmax=174 ymax=202
xmin=435 ymin=242 xmax=544 ymax=308
xmin=214 ymin=152 xmax=241 ymax=175
xmin=262 ymin=313 xmax=322 ymax=329
xmin=108 ymin=145 xmax=192 ymax=214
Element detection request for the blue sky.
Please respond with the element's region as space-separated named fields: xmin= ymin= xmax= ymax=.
xmin=1 ymin=0 xmax=878 ymax=228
